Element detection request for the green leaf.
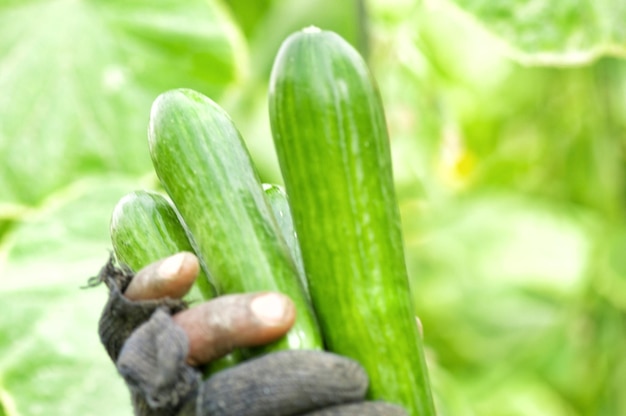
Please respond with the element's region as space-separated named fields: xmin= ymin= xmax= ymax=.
xmin=400 ymin=192 xmax=598 ymax=414
xmin=0 ymin=176 xmax=142 ymax=414
xmin=405 ymin=192 xmax=591 ymax=295
xmin=0 ymin=0 xmax=246 ymax=206
xmin=0 ymin=288 xmax=130 ymax=416
xmin=1 ymin=177 xmax=141 ymax=290
xmin=438 ymin=0 xmax=626 ymax=65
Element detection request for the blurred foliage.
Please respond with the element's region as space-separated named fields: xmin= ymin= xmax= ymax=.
xmin=0 ymin=0 xmax=246 ymax=208
xmin=446 ymin=0 xmax=626 ymax=65
xmin=1 ymin=0 xmax=626 ymax=415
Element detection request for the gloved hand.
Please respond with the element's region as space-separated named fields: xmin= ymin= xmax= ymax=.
xmin=94 ymin=252 xmax=407 ymax=416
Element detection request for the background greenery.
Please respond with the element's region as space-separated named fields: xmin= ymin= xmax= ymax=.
xmin=1 ymin=0 xmax=625 ymax=414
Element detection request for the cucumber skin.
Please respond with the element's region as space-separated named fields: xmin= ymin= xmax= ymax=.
xmin=262 ymin=184 xmax=308 ymax=297
xmin=269 ymin=29 xmax=435 ymax=415
xmin=109 ymin=190 xmax=214 ymax=301
xmin=148 ymin=89 xmax=323 ymax=353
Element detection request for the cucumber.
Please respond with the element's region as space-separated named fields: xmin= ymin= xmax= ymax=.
xmin=148 ymin=89 xmax=323 ymax=354
xmin=268 ymin=27 xmax=436 ymax=415
xmin=109 ymin=190 xmax=214 ymax=302
xmin=262 ymin=184 xmax=308 ymax=297
xmin=109 ymin=190 xmax=241 ymax=374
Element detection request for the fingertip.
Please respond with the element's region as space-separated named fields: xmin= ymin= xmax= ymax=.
xmin=124 ymin=252 xmax=199 ymax=301
xmin=160 ymin=251 xmax=199 ymax=286
xmin=250 ymin=292 xmax=296 ymax=327
xmin=156 ymin=252 xmax=186 ymax=280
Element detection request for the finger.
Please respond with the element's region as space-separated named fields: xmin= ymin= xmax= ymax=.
xmin=124 ymin=252 xmax=199 ymax=301
xmin=172 ymin=292 xmax=295 ymax=366
xmin=199 ymin=351 xmax=368 ymax=416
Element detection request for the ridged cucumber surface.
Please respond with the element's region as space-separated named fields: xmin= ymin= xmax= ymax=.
xmin=148 ymin=89 xmax=322 ymax=353
xmin=269 ymin=28 xmax=435 ymax=415
xmin=110 ymin=190 xmax=214 ymax=301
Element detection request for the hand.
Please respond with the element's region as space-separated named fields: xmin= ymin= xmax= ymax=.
xmin=124 ymin=252 xmax=297 ymax=366
xmin=96 ymin=252 xmax=408 ymax=416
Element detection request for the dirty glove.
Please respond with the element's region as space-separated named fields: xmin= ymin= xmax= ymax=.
xmin=94 ymin=256 xmax=407 ymax=416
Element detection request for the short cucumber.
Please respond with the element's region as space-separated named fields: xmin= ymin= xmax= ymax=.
xmin=148 ymin=89 xmax=322 ymax=354
xmin=269 ymin=28 xmax=436 ymax=415
xmin=109 ymin=190 xmax=214 ymax=302
xmin=109 ymin=190 xmax=241 ymax=374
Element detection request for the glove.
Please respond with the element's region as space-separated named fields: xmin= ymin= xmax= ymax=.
xmin=94 ymin=256 xmax=408 ymax=416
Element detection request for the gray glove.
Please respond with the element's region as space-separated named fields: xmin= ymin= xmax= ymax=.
xmin=95 ymin=257 xmax=407 ymax=416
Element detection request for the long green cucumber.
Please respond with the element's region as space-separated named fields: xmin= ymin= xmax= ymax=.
xmin=269 ymin=28 xmax=435 ymax=415
xmin=109 ymin=190 xmax=241 ymax=374
xmin=148 ymin=89 xmax=322 ymax=354
xmin=109 ymin=190 xmax=214 ymax=302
